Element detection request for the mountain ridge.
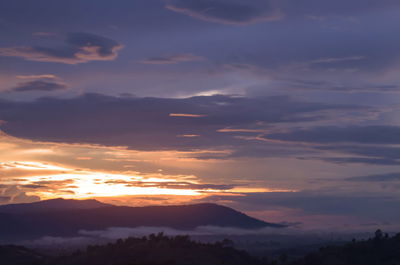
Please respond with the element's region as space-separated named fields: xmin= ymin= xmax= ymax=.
xmin=0 ymin=198 xmax=109 ymax=213
xmin=0 ymin=198 xmax=286 ymax=241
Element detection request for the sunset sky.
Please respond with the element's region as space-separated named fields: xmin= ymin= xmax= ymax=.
xmin=1 ymin=0 xmax=400 ymax=231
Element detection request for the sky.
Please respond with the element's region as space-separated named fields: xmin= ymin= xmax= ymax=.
xmin=1 ymin=0 xmax=400 ymax=231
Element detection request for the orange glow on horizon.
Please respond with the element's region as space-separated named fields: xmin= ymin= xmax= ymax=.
xmin=0 ymin=133 xmax=296 ymax=206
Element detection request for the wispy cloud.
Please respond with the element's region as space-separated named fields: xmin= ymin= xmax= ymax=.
xmin=165 ymin=0 xmax=282 ymax=25
xmin=140 ymin=53 xmax=205 ymax=64
xmin=11 ymin=80 xmax=68 ymax=92
xmin=16 ymin=74 xmax=57 ymax=79
xmin=346 ymin=172 xmax=400 ymax=182
xmin=169 ymin=113 xmax=206 ymax=118
xmin=9 ymin=74 xmax=68 ymax=93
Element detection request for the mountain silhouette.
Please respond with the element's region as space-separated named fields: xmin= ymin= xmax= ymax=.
xmin=0 ymin=199 xmax=285 ymax=241
xmin=0 ymin=198 xmax=108 ymax=213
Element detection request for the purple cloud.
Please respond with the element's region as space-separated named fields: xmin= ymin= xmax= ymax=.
xmin=11 ymin=80 xmax=68 ymax=92
xmin=140 ymin=54 xmax=205 ymax=64
xmin=165 ymin=0 xmax=282 ymax=25
xmin=0 ymin=33 xmax=123 ymax=64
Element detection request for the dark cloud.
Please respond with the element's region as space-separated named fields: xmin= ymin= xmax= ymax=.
xmin=265 ymin=126 xmax=400 ymax=144
xmin=0 ymin=196 xmax=10 ymax=203
xmin=284 ymin=0 xmax=400 ymax=17
xmin=21 ymin=184 xmax=48 ymax=189
xmin=20 ymin=179 xmax=77 ymax=196
xmin=215 ymin=10 xmax=400 ymax=87
xmin=0 ymin=185 xmax=40 ymax=205
xmin=165 ymin=0 xmax=282 ymax=25
xmin=317 ymin=145 xmax=400 ymax=160
xmin=11 ymin=80 xmax=68 ymax=92
xmin=273 ymin=78 xmax=400 ymax=93
xmin=140 ymin=54 xmax=205 ymax=64
xmin=262 ymin=126 xmax=400 ymax=165
xmin=165 ymin=0 xmax=400 ymax=25
xmin=308 ymin=145 xmax=400 ymax=165
xmin=0 ymin=32 xmax=123 ymax=64
xmin=25 ymin=180 xmax=76 ymax=191
xmin=194 ymin=143 xmax=317 ymax=160
xmin=346 ymin=172 xmax=400 ymax=182
xmin=202 ymin=192 xmax=400 ymax=221
xmin=318 ymin=157 xmax=400 ymax=166
xmin=0 ymin=94 xmax=362 ymax=151
xmin=104 ymin=180 xmax=235 ymax=190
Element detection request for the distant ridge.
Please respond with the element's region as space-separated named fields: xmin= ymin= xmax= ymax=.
xmin=0 ymin=198 xmax=109 ymax=213
xmin=0 ymin=199 xmax=286 ymax=241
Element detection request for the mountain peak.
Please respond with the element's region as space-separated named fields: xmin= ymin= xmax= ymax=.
xmin=0 ymin=198 xmax=109 ymax=214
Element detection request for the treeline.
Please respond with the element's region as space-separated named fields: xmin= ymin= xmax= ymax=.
xmin=0 ymin=233 xmax=259 ymax=265
xmin=268 ymin=230 xmax=400 ymax=265
xmin=48 ymin=233 xmax=260 ymax=265
xmin=1 ymin=230 xmax=400 ymax=265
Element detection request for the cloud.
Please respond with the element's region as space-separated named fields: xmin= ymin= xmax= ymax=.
xmin=277 ymin=78 xmax=400 ymax=93
xmin=104 ymin=180 xmax=235 ymax=191
xmin=11 ymin=80 xmax=68 ymax=92
xmin=346 ymin=172 xmax=400 ymax=182
xmin=201 ymin=192 xmax=400 ymax=222
xmin=20 ymin=179 xmax=77 ymax=195
xmin=16 ymin=74 xmax=57 ymax=79
xmin=8 ymin=74 xmax=68 ymax=93
xmin=265 ymin=126 xmax=400 ymax=144
xmin=0 ymin=185 xmax=40 ymax=205
xmin=0 ymin=32 xmax=123 ymax=64
xmin=316 ymin=145 xmax=400 ymax=160
xmin=169 ymin=113 xmax=206 ymax=118
xmin=318 ymin=157 xmax=400 ymax=166
xmin=262 ymin=126 xmax=400 ymax=165
xmin=140 ymin=54 xmax=205 ymax=64
xmin=165 ymin=0 xmax=282 ymax=25
xmin=165 ymin=0 xmax=400 ymax=25
xmin=178 ymin=134 xmax=201 ymax=138
xmin=298 ymin=145 xmax=400 ymax=166
xmin=0 ymin=94 xmax=363 ymax=152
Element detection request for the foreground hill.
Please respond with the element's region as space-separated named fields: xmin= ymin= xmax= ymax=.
xmin=46 ymin=234 xmax=260 ymax=265
xmin=0 ymin=199 xmax=284 ymax=241
xmin=0 ymin=235 xmax=260 ymax=265
xmin=0 ymin=245 xmax=44 ymax=265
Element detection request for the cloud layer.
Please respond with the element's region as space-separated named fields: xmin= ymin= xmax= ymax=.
xmin=0 ymin=94 xmax=361 ymax=151
xmin=266 ymin=126 xmax=400 ymax=144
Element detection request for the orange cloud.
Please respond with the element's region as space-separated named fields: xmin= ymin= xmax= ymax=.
xmin=177 ymin=134 xmax=201 ymax=138
xmin=169 ymin=113 xmax=206 ymax=118
xmin=16 ymin=74 xmax=57 ymax=79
